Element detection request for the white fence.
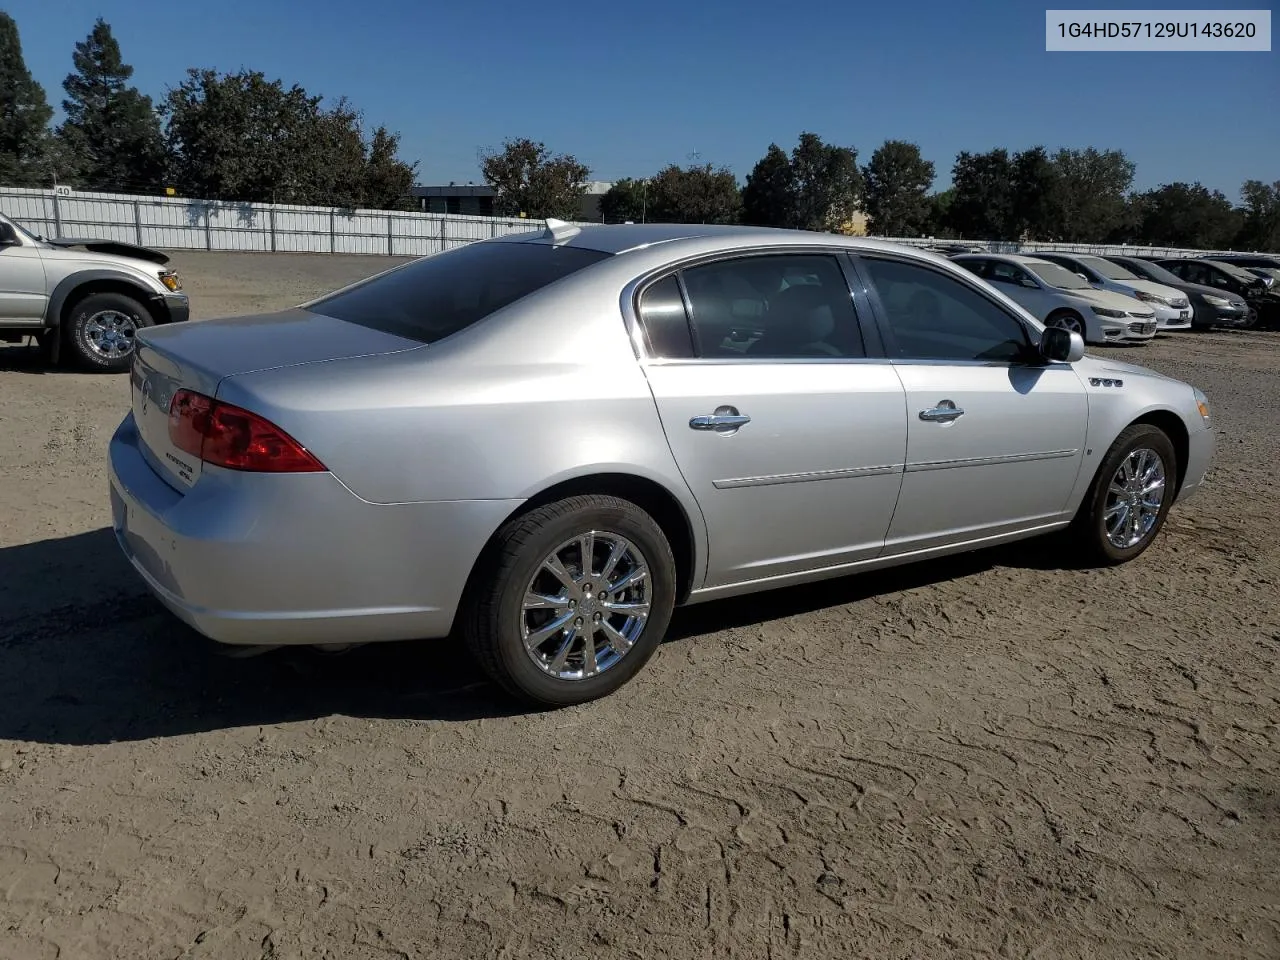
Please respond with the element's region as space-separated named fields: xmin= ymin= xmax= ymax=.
xmin=0 ymin=186 xmax=574 ymax=257
xmin=0 ymin=185 xmax=1264 ymax=262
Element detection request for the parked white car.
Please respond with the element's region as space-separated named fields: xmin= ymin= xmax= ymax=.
xmin=952 ymin=254 xmax=1158 ymax=344
xmin=1031 ymin=252 xmax=1191 ymax=331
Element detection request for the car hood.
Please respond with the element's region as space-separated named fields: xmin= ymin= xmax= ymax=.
xmin=1113 ymin=277 xmax=1183 ymax=299
xmin=43 ymin=236 xmax=170 ymax=265
xmin=1060 ymin=286 xmax=1155 ymax=315
xmin=1177 ymin=280 xmax=1248 ymax=302
xmin=1075 ymin=354 xmax=1181 ymax=385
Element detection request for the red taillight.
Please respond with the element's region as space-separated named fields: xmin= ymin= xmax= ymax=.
xmin=167 ymin=389 xmax=326 ymax=473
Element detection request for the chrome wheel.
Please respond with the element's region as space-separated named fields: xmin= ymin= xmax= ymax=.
xmin=1047 ymin=313 xmax=1085 ymax=336
xmin=1103 ymin=447 xmax=1167 ymax=549
xmin=83 ymin=309 xmax=138 ymax=359
xmin=521 ymin=530 xmax=651 ymax=681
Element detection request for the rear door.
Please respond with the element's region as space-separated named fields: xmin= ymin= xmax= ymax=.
xmin=634 ymin=250 xmax=908 ymax=589
xmin=853 ymin=253 xmax=1089 ymax=554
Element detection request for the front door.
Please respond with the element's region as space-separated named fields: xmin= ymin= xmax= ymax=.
xmin=634 ymin=252 xmax=908 ymax=589
xmin=854 ymin=253 xmax=1089 ymax=555
xmin=0 ymin=239 xmax=47 ymax=324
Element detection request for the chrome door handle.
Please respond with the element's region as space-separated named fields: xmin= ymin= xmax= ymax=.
xmin=919 ymin=400 xmax=964 ymax=422
xmin=690 ymin=407 xmax=751 ymax=431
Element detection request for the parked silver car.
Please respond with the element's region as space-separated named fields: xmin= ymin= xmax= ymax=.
xmin=952 ymin=253 xmax=1159 ymax=343
xmin=0 ymin=212 xmax=190 ymax=371
xmin=1031 ymin=252 xmax=1192 ymax=330
xmin=109 ymin=223 xmax=1215 ymax=705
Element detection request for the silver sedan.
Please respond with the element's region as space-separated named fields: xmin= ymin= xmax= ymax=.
xmin=109 ymin=223 xmax=1216 ymax=705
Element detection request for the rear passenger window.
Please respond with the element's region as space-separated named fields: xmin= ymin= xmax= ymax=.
xmin=636 ymin=276 xmax=695 ymax=358
xmin=679 ymin=254 xmax=865 ymax=359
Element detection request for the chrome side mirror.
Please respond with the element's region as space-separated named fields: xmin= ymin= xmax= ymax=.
xmin=1040 ymin=326 xmax=1085 ymax=363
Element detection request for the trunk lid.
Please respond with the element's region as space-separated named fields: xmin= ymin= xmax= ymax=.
xmin=130 ymin=308 xmax=423 ymax=491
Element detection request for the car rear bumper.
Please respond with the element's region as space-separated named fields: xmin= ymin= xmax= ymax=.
xmin=108 ymin=412 xmax=518 ymax=646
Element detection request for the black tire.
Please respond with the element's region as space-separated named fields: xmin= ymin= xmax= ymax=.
xmin=65 ymin=291 xmax=154 ymax=373
xmin=1069 ymin=423 xmax=1178 ymax=566
xmin=463 ymin=494 xmax=677 ymax=707
xmin=1046 ymin=309 xmax=1088 ymax=342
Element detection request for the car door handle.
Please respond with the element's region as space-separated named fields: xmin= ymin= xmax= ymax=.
xmin=919 ymin=401 xmax=964 ymax=423
xmin=690 ymin=409 xmax=751 ymax=431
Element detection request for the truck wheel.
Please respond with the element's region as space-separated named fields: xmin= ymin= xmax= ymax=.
xmin=65 ymin=292 xmax=154 ymax=373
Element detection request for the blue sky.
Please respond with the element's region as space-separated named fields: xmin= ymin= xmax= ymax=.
xmin=8 ymin=0 xmax=1277 ymax=197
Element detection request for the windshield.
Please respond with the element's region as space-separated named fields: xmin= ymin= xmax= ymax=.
xmin=1207 ymin=260 xmax=1265 ymax=284
xmin=1026 ymin=260 xmax=1092 ymax=290
xmin=1123 ymin=259 xmax=1183 ymax=286
xmin=308 ymin=239 xmax=611 ymax=344
xmin=1083 ymin=256 xmax=1139 ymax=281
xmin=0 ymin=214 xmax=42 ymax=243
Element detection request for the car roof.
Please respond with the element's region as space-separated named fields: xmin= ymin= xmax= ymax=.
xmin=954 ymin=252 xmax=1057 ymax=266
xmin=493 ymin=221 xmax=948 ymax=258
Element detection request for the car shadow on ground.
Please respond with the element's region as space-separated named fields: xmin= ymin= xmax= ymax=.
xmin=0 ymin=526 xmax=1088 ymax=746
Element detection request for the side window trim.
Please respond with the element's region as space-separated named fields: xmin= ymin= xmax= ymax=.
xmin=628 ymin=248 xmax=884 ymax=365
xmin=850 ymin=252 xmax=1038 ymax=366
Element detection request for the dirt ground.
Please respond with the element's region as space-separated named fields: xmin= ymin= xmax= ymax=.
xmin=0 ymin=251 xmax=1276 ymax=960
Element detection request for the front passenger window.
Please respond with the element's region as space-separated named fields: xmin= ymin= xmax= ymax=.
xmin=860 ymin=257 xmax=1031 ymax=363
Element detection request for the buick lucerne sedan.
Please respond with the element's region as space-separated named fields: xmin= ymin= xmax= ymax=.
xmin=109 ymin=223 xmax=1215 ymax=706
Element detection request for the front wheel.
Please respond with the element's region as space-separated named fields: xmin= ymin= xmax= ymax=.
xmin=462 ymin=494 xmax=677 ymax=707
xmin=1069 ymin=424 xmax=1178 ymax=565
xmin=1045 ymin=310 xmax=1087 ymax=341
xmin=65 ymin=292 xmax=155 ymax=372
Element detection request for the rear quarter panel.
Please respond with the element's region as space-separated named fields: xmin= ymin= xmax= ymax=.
xmin=214 ymin=274 xmax=709 ymax=577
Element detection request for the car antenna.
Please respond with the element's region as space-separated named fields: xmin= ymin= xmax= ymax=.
xmin=541 ymin=218 xmax=581 ymax=244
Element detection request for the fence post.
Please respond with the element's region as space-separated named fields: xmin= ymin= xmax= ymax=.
xmin=490 ymin=219 xmax=498 ymax=238
xmin=133 ymin=201 xmax=143 ymax=246
xmin=439 ymin=215 xmax=447 ymax=254
xmin=52 ymin=190 xmax=62 ymax=235
xmin=387 ymin=213 xmax=394 ymax=256
xmin=203 ymin=203 xmax=212 ymax=250
xmin=329 ymin=209 xmax=336 ymax=254
xmin=269 ymin=206 xmax=277 ymax=253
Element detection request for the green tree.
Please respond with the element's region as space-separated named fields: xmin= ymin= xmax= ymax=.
xmin=1237 ymin=179 xmax=1280 ymax=252
xmin=644 ymin=162 xmax=741 ymax=224
xmin=863 ymin=139 xmax=934 ymax=236
xmin=947 ymin=149 xmax=1017 ymax=239
xmin=480 ymin=137 xmax=589 ymax=219
xmin=1047 ymin=147 xmax=1135 ymax=242
xmin=56 ymin=18 xmax=165 ymax=192
xmin=789 ymin=132 xmax=862 ymax=232
xmin=163 ymin=69 xmax=415 ymax=208
xmin=923 ymin=189 xmax=956 ymax=238
xmin=1134 ymin=182 xmax=1243 ymax=249
xmin=362 ymin=126 xmax=417 ymax=210
xmin=741 ymin=143 xmax=795 ymax=227
xmin=0 ymin=12 xmax=53 ymax=186
xmin=1009 ymin=145 xmax=1060 ymax=240
xmin=599 ymin=178 xmax=649 ymax=223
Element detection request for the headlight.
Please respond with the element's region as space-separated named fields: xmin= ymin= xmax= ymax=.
xmin=1193 ymin=387 xmax=1211 ymax=425
xmin=159 ymin=270 xmax=182 ymax=292
xmin=1091 ymin=306 xmax=1126 ymax=318
xmin=1203 ymin=294 xmax=1232 ymax=307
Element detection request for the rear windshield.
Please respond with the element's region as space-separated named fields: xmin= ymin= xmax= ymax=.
xmin=309 ymin=240 xmax=611 ymax=343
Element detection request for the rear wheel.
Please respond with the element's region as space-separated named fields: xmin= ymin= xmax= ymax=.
xmin=66 ymin=292 xmax=154 ymax=373
xmin=463 ymin=494 xmax=677 ymax=707
xmin=1069 ymin=424 xmax=1177 ymax=565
